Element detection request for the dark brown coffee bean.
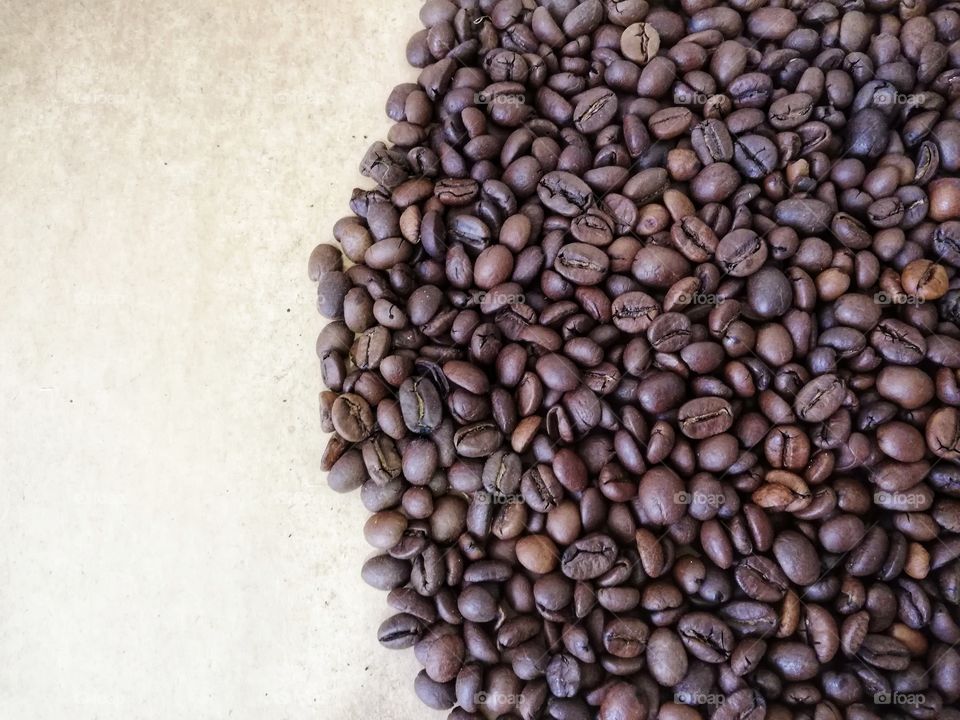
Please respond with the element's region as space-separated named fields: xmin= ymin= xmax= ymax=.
xmin=538 ymin=171 xmax=593 ymax=217
xmin=773 ymin=530 xmax=820 ymax=585
xmin=560 ymin=533 xmax=617 ymax=580
xmin=555 ymin=242 xmax=610 ymax=285
xmin=716 ymin=229 xmax=768 ymax=277
xmin=678 ymin=397 xmax=734 ymax=439
xmin=677 ymin=612 xmax=734 ymax=663
xmin=573 ymin=87 xmax=618 ymax=134
xmin=767 ymin=640 xmax=819 ymax=681
xmin=331 ymin=393 xmax=376 ymax=442
xmin=794 ymin=374 xmax=845 ymax=423
xmin=611 ymin=291 xmax=660 ymax=333
xmin=378 ymin=612 xmax=424 ymax=649
xmin=400 ymin=377 xmax=443 ymax=434
xmin=454 ymin=422 xmax=503 ymax=458
xmin=735 ymin=555 xmax=789 ymax=602
xmin=691 ymin=119 xmax=734 ymax=164
xmin=774 ymin=198 xmax=834 ymax=232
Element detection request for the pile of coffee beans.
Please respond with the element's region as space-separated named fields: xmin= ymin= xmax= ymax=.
xmin=311 ymin=1 xmax=960 ymax=718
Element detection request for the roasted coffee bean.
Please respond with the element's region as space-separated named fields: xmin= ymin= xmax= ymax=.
xmin=554 ymin=242 xmax=609 ymax=285
xmin=794 ymin=374 xmax=845 ymax=423
xmin=331 ymin=393 xmax=375 ymax=442
xmin=538 ymin=172 xmax=593 ymax=217
xmin=747 ymin=267 xmax=793 ymax=319
xmin=735 ymin=555 xmax=789 ymax=601
xmin=399 ymin=377 xmax=443 ymax=434
xmin=858 ymin=634 xmax=912 ymax=671
xmin=378 ymin=612 xmax=424 ymax=649
xmin=611 ymin=291 xmax=659 ymax=333
xmin=773 ymin=530 xmax=820 ymax=585
xmin=677 ymin=612 xmax=734 ymax=663
xmin=692 ymin=119 xmax=734 ymax=164
xmin=678 ymin=397 xmax=734 ymax=439
xmin=774 ymin=198 xmax=834 ymax=232
xmin=646 ymin=628 xmax=688 ymax=686
xmin=560 ymin=533 xmax=617 ymax=580
xmin=573 ymin=87 xmax=618 ymax=135
xmin=716 ymin=229 xmax=768 ymax=277
xmin=453 ymin=422 xmax=503 ymax=458
xmin=767 ymin=640 xmax=819 ymax=681
xmin=621 ymin=22 xmax=660 ymax=65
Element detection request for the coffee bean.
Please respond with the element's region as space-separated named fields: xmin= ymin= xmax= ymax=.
xmin=858 ymin=634 xmax=911 ymax=671
xmin=767 ymin=640 xmax=819 ymax=681
xmin=846 ymin=108 xmax=890 ymax=158
xmin=677 ymin=612 xmax=734 ymax=662
xmin=876 ymin=365 xmax=935 ymax=410
xmin=929 ymin=178 xmax=960 ymax=220
xmin=747 ymin=267 xmax=793 ymax=319
xmin=735 ymin=555 xmax=789 ymax=601
xmin=632 ymin=246 xmax=690 ymax=288
xmin=378 ymin=612 xmax=424 ymax=649
xmin=573 ymin=87 xmax=618 ymax=135
xmin=671 ymin=215 xmax=718 ymax=262
xmin=621 ymin=23 xmax=660 ymax=64
xmin=399 ymin=376 xmax=443 ymax=434
xmin=637 ymin=467 xmax=685 ymax=525
xmin=691 ymin=119 xmax=734 ymax=164
xmin=870 ymin=319 xmax=927 ymax=365
xmin=538 ymin=172 xmax=593 ymax=217
xmin=902 ymin=259 xmax=949 ymax=301
xmin=646 ymin=628 xmax=688 ymax=686
xmin=453 ymin=422 xmax=503 ymax=458
xmin=611 ymin=291 xmax=660 ymax=333
xmin=769 ymin=93 xmax=814 ymax=130
xmin=649 ymin=107 xmax=694 ymax=140
xmin=331 ymin=393 xmax=376 ymax=442
xmin=515 ymin=534 xmax=559 ymax=574
xmin=599 ymin=682 xmax=646 ymax=720
xmin=716 ymin=229 xmax=768 ymax=277
xmin=774 ymin=198 xmax=834 ymax=232
xmin=603 ymin=617 xmax=650 ymax=658
xmin=794 ymin=374 xmax=845 ymax=423
xmin=773 ymin=530 xmax=820 ymax=585
xmin=713 ymin=690 xmax=766 ymax=720
xmin=560 ymin=533 xmax=617 ymax=580
xmin=678 ymin=397 xmax=734 ymax=439
xmin=554 ymin=242 xmax=609 ymax=285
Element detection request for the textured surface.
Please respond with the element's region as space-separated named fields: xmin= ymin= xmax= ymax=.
xmin=0 ymin=1 xmax=437 ymax=717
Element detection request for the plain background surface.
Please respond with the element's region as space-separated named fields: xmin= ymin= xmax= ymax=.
xmin=0 ymin=2 xmax=445 ymax=717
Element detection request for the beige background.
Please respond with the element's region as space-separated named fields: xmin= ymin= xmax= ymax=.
xmin=0 ymin=2 xmax=445 ymax=718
